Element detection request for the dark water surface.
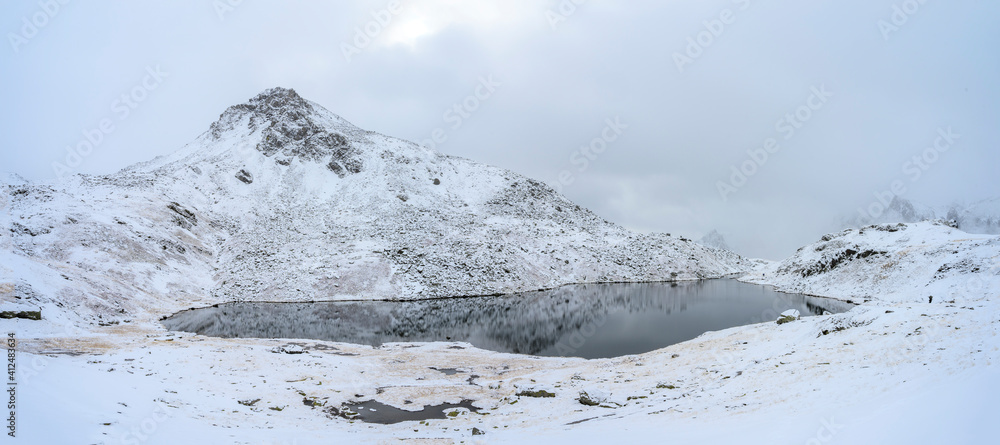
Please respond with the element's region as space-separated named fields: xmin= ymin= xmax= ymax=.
xmin=162 ymin=279 xmax=852 ymax=359
xmin=329 ymin=400 xmax=479 ymax=424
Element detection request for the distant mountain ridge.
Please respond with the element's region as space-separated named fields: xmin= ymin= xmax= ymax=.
xmin=743 ymin=220 xmax=999 ymax=304
xmin=697 ymin=229 xmax=731 ymax=252
xmin=845 ymin=196 xmax=1000 ymax=235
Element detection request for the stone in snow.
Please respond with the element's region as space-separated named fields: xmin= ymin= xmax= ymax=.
xmin=781 ymin=309 xmax=800 ymax=318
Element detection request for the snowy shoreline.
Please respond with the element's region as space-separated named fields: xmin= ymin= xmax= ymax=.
xmin=7 ymin=221 xmax=998 ymax=444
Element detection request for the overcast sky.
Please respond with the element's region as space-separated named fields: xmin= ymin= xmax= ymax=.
xmin=2 ymin=0 xmax=998 ymax=259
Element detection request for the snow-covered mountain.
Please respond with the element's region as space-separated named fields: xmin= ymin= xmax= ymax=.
xmin=945 ymin=197 xmax=1000 ymax=234
xmin=743 ymin=220 xmax=1000 ymax=304
xmin=696 ymin=229 xmax=731 ymax=252
xmin=2 ymin=88 xmax=750 ymax=329
xmin=846 ymin=196 xmax=1000 ymax=235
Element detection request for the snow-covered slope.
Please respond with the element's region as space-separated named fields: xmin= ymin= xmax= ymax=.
xmin=845 ymin=196 xmax=1000 ymax=235
xmin=3 ymin=88 xmax=750 ymax=330
xmin=743 ymin=221 xmax=1000 ymax=304
xmin=11 ymin=219 xmax=1000 ymax=444
xmin=946 ymin=197 xmax=1000 ymax=234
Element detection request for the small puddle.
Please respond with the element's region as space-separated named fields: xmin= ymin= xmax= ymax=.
xmin=329 ymin=400 xmax=479 ymax=424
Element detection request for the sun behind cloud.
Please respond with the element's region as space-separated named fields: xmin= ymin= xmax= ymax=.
xmin=379 ymin=0 xmax=544 ymax=47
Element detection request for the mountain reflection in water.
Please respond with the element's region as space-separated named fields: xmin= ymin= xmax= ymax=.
xmin=162 ymin=279 xmax=853 ymax=359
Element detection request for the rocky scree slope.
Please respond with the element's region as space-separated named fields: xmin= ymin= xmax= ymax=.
xmin=3 ymin=88 xmax=751 ymax=329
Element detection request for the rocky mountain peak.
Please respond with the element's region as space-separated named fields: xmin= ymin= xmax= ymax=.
xmin=252 ymin=87 xmax=312 ymax=111
xmin=210 ymin=88 xmax=312 ymax=134
xmin=208 ymin=88 xmax=363 ymax=176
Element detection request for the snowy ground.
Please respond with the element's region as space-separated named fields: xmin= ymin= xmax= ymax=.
xmin=8 ymin=221 xmax=999 ymax=444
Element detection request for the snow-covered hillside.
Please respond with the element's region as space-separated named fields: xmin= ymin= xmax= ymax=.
xmin=743 ymin=220 xmax=1000 ymax=304
xmin=947 ymin=197 xmax=1000 ymax=234
xmin=10 ymin=218 xmax=999 ymax=444
xmin=2 ymin=88 xmax=749 ymax=330
xmin=845 ymin=196 xmax=1000 ymax=235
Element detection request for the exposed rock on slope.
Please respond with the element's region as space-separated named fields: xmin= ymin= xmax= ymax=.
xmin=742 ymin=221 xmax=1000 ymax=304
xmin=3 ymin=88 xmax=750 ymax=329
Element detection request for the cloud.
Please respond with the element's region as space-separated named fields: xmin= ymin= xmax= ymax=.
xmin=378 ymin=0 xmax=543 ymax=47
